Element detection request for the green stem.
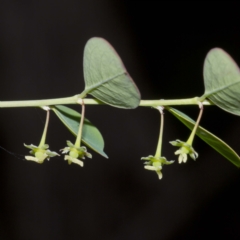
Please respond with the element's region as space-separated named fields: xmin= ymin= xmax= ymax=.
xmin=75 ymin=100 xmax=85 ymax=147
xmin=140 ymin=97 xmax=206 ymax=106
xmin=0 ymin=95 xmax=80 ymax=108
xmin=186 ymin=104 xmax=204 ymax=145
xmin=0 ymin=96 xmax=212 ymax=108
xmin=39 ymin=109 xmax=50 ymax=147
xmin=155 ymin=107 xmax=164 ymax=158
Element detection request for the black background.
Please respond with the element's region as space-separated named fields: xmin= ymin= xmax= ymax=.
xmin=0 ymin=1 xmax=240 ymax=239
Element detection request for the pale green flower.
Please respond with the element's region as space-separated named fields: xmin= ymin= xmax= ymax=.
xmin=170 ymin=139 xmax=198 ymax=163
xmin=24 ymin=143 xmax=59 ymax=164
xmin=141 ymin=155 xmax=174 ymax=179
xmin=60 ymin=140 xmax=92 ymax=167
xmin=24 ymin=108 xmax=59 ymax=164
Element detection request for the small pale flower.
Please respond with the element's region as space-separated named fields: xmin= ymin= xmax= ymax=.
xmin=170 ymin=139 xmax=198 ymax=163
xmin=141 ymin=155 xmax=174 ymax=179
xmin=60 ymin=140 xmax=92 ymax=167
xmin=24 ymin=143 xmax=59 ymax=164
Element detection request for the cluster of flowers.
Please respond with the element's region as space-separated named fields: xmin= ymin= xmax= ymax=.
xmin=141 ymin=140 xmax=198 ymax=179
xmin=142 ymin=104 xmax=202 ymax=179
xmin=24 ymin=105 xmax=91 ymax=167
xmin=24 ymin=141 xmax=91 ymax=167
xmin=24 ymin=103 xmax=202 ymax=180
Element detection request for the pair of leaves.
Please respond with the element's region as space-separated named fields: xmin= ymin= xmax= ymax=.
xmin=52 ymin=38 xmax=141 ymax=158
xmin=81 ymin=39 xmax=240 ymax=114
xmin=53 ymin=40 xmax=240 ymax=164
xmin=81 ymin=39 xmax=240 ymax=113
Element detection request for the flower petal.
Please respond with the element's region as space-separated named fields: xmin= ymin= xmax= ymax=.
xmin=144 ymin=165 xmax=157 ymax=171
xmin=66 ymin=141 xmax=75 ymax=147
xmin=175 ymin=149 xmax=182 ymax=155
xmin=170 ymin=140 xmax=183 ymax=147
xmin=25 ymin=156 xmax=43 ymax=164
xmin=190 ymin=151 xmax=198 ymax=160
xmin=156 ymin=170 xmax=163 ymax=179
xmin=46 ymin=150 xmax=60 ymax=157
xmin=178 ymin=154 xmax=183 ymax=163
xmin=64 ymin=155 xmax=84 ymax=167
xmin=182 ymin=153 xmax=188 ymax=163
xmin=24 ymin=144 xmax=38 ymax=151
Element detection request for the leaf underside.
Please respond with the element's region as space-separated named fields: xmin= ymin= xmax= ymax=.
xmin=202 ymin=48 xmax=240 ymax=116
xmin=167 ymin=107 xmax=240 ymax=167
xmin=83 ymin=37 xmax=141 ymax=109
xmin=52 ymin=105 xmax=108 ymax=158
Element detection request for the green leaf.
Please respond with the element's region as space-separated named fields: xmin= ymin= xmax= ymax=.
xmin=167 ymin=107 xmax=240 ymax=167
xmin=52 ymin=105 xmax=108 ymax=158
xmin=81 ymin=37 xmax=141 ymax=109
xmin=202 ymin=48 xmax=240 ymax=115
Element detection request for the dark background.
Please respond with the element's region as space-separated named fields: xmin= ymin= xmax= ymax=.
xmin=0 ymin=1 xmax=240 ymax=239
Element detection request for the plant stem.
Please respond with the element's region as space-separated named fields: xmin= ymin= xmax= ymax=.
xmin=75 ymin=100 xmax=85 ymax=147
xmin=0 ymin=96 xmax=212 ymax=108
xmin=155 ymin=107 xmax=164 ymax=158
xmin=139 ymin=98 xmax=211 ymax=106
xmin=0 ymin=95 xmax=80 ymax=108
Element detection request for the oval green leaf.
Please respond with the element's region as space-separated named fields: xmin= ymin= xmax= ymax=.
xmin=202 ymin=48 xmax=240 ymax=115
xmin=81 ymin=37 xmax=141 ymax=109
xmin=52 ymin=105 xmax=108 ymax=158
xmin=167 ymin=107 xmax=240 ymax=167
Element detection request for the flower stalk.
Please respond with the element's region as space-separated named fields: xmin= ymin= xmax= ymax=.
xmin=186 ymin=102 xmax=204 ymax=145
xmin=74 ymin=99 xmax=85 ymax=148
xmin=154 ymin=106 xmax=164 ymax=158
xmin=39 ymin=106 xmax=50 ymax=147
xmin=170 ymin=103 xmax=203 ymax=163
xmin=61 ymin=99 xmax=92 ymax=166
xmin=141 ymin=106 xmax=174 ymax=179
xmin=24 ymin=107 xmax=59 ymax=163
